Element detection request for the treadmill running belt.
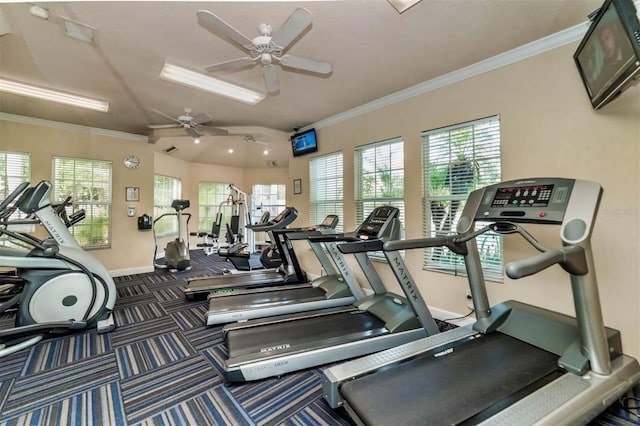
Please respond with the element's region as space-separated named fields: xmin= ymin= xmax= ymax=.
xmin=211 ymin=286 xmax=325 ymax=310
xmin=227 ymin=310 xmax=387 ymax=359
xmin=341 ymin=332 xmax=560 ymax=425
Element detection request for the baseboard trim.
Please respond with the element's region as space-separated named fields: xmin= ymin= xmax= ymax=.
xmin=110 ymin=265 xmax=154 ymax=277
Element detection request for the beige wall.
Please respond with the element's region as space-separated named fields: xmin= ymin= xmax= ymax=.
xmin=0 ymin=119 xmax=156 ymax=275
xmin=290 ymin=42 xmax=640 ymax=359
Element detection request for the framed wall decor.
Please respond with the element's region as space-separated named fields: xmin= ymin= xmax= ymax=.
xmin=293 ymin=179 xmax=302 ymax=195
xmin=125 ymin=187 xmax=140 ymax=202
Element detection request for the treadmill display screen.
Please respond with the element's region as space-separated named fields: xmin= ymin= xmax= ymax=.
xmin=491 ymin=185 xmax=555 ymax=208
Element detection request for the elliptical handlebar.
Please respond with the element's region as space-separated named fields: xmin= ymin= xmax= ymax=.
xmin=0 ymin=182 xmax=30 ymax=219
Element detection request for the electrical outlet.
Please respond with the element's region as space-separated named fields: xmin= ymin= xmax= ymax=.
xmin=466 ymin=290 xmax=474 ymax=310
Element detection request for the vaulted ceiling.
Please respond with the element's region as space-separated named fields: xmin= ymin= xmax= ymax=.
xmin=0 ymin=1 xmax=602 ymax=167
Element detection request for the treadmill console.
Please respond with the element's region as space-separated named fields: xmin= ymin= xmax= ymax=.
xmin=474 ymin=178 xmax=575 ymax=224
xmin=356 ymin=206 xmax=399 ymax=239
xmin=247 ymin=206 xmax=298 ymax=230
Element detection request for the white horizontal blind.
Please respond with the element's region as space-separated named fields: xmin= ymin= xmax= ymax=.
xmin=198 ymin=181 xmax=231 ymax=231
xmin=422 ymin=116 xmax=502 ymax=282
xmin=52 ymin=156 xmax=112 ymax=248
xmin=0 ymin=151 xmax=31 ymax=222
xmin=355 ymin=138 xmax=405 ymax=226
xmin=154 ymin=175 xmax=182 ymax=235
xmin=252 ymin=184 xmax=286 ymax=221
xmin=310 ymin=152 xmax=344 ymax=232
xmin=355 ymin=138 xmax=404 ymax=259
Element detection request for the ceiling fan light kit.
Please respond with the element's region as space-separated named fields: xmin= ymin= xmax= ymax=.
xmin=159 ymin=62 xmax=265 ymax=105
xmin=0 ymin=77 xmax=109 ymax=112
xmin=197 ymin=8 xmax=332 ymax=94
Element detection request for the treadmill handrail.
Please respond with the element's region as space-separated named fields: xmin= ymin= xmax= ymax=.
xmin=337 ymin=239 xmax=384 ymax=253
xmin=383 ymin=235 xmax=467 ymax=255
xmin=505 ymin=245 xmax=587 ymax=279
xmin=308 ymin=232 xmax=358 ymax=243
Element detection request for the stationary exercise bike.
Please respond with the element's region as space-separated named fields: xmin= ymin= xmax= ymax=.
xmin=153 ymin=199 xmax=191 ymax=271
xmin=0 ymin=181 xmax=116 ymax=357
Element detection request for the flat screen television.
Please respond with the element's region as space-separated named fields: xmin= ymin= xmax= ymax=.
xmin=573 ymin=0 xmax=640 ymax=109
xmin=291 ymin=128 xmax=318 ymax=157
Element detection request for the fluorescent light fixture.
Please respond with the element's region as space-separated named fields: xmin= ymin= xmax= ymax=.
xmin=159 ymin=62 xmax=265 ymax=105
xmin=387 ymin=0 xmax=422 ymax=13
xmin=0 ymin=77 xmax=109 ymax=112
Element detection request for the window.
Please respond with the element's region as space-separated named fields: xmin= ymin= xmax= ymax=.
xmin=422 ymin=116 xmax=502 ymax=281
xmin=310 ymin=152 xmax=343 ymax=232
xmin=355 ymin=138 xmax=404 ymax=227
xmin=198 ymin=181 xmax=231 ymax=231
xmin=251 ymin=184 xmax=286 ymax=221
xmin=154 ymin=175 xmax=182 ymax=235
xmin=52 ymin=157 xmax=112 ymax=248
xmin=0 ymin=151 xmax=31 ymax=220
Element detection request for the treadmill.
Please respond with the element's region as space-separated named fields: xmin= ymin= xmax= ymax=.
xmin=322 ymin=177 xmax=640 ymax=425
xmin=221 ymin=205 xmax=441 ymax=382
xmin=205 ymin=215 xmax=353 ymax=325
xmin=183 ymin=206 xmax=303 ymax=300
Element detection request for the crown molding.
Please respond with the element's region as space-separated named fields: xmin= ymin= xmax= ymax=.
xmin=309 ymin=20 xmax=591 ymax=131
xmin=0 ymin=112 xmax=148 ymax=142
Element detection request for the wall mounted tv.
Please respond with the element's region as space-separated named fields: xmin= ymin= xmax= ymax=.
xmin=291 ymin=128 xmax=318 ymax=157
xmin=573 ymin=0 xmax=640 ymax=110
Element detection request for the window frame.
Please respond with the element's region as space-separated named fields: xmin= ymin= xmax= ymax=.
xmin=153 ymin=174 xmax=182 ymax=236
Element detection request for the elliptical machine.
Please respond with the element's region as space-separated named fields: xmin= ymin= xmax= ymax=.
xmin=0 ymin=181 xmax=117 ymax=357
xmin=153 ymin=199 xmax=191 ymax=271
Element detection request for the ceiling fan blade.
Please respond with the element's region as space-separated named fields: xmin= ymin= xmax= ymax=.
xmin=205 ymin=57 xmax=257 ymax=73
xmin=271 ymin=8 xmax=312 ymax=50
xmin=151 ymin=108 xmax=181 ymax=124
xmin=263 ymin=64 xmax=280 ymax=94
xmin=199 ymin=126 xmax=230 ymax=136
xmin=280 ymin=55 xmax=332 ymax=74
xmin=191 ymin=113 xmax=212 ymax=125
xmin=148 ymin=124 xmax=180 ymax=129
xmin=186 ymin=127 xmax=200 ymax=139
xmin=197 ymin=10 xmax=252 ymax=49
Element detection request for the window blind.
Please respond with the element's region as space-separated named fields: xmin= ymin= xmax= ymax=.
xmin=251 ymin=184 xmax=286 ymax=221
xmin=154 ymin=175 xmax=182 ymax=235
xmin=198 ymin=181 xmax=231 ymax=231
xmin=52 ymin=156 xmax=112 ymax=248
xmin=422 ymin=116 xmax=502 ymax=282
xmin=0 ymin=151 xmax=31 ymax=233
xmin=355 ymin=138 xmax=404 ymax=227
xmin=310 ymin=152 xmax=344 ymax=232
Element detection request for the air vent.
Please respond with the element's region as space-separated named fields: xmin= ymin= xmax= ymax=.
xmin=164 ymin=145 xmax=178 ymax=154
xmin=60 ymin=16 xmax=98 ymax=44
xmin=267 ymin=160 xmax=277 ymax=167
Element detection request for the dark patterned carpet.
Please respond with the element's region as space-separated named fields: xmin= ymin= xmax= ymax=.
xmin=0 ymin=250 xmax=638 ymax=425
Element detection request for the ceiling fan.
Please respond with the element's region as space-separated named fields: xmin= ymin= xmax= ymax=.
xmin=197 ymin=8 xmax=332 ymax=94
xmin=148 ymin=107 xmax=229 ymax=140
